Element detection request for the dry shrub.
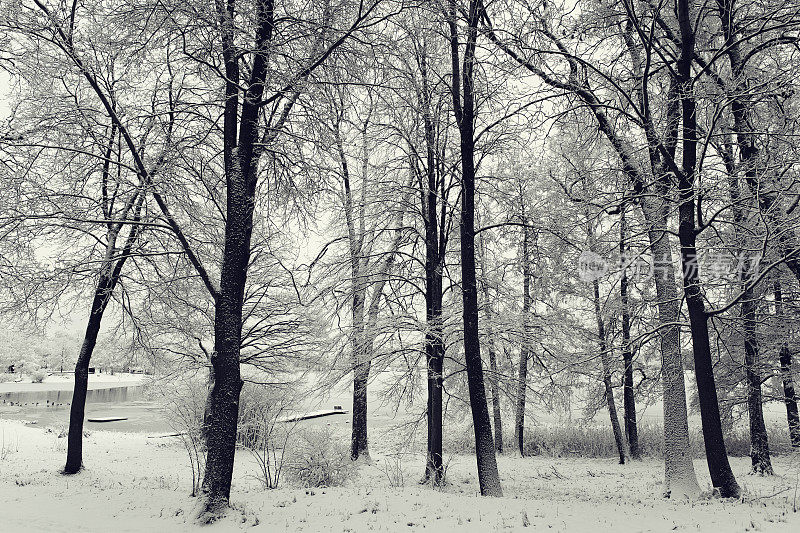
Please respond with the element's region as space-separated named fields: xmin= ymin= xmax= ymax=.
xmin=284 ymin=427 xmax=355 ymax=488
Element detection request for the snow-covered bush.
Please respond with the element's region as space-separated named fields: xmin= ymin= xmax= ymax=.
xmin=285 ymin=427 xmax=354 ymax=488
xmin=31 ymin=370 xmax=46 ymax=383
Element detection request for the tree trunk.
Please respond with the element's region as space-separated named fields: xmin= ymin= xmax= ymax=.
xmin=63 ymin=278 xmax=111 ymax=474
xmin=487 ymin=334 xmax=503 ymax=453
xmin=448 ymin=0 xmax=502 ymax=497
xmin=515 ymin=218 xmax=532 ymax=455
xmin=478 ymin=232 xmax=503 ymax=454
xmin=677 ymin=0 xmax=740 ymax=496
xmin=198 ymin=171 xmax=250 ymax=519
xmin=779 ymin=346 xmax=800 ymax=448
xmin=593 ymin=279 xmax=626 ymax=465
xmin=351 ymin=361 xmax=370 ymax=460
xmin=64 ymin=195 xmax=142 ymax=475
xmin=619 ymin=208 xmax=639 ymax=459
xmin=742 ymin=295 xmax=772 ymax=474
xmin=642 ymin=192 xmax=699 ymax=497
xmin=419 ymin=44 xmax=446 ymax=484
xmin=774 ymin=280 xmax=800 ymax=447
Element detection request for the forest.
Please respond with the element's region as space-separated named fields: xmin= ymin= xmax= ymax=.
xmin=1 ymin=0 xmax=800 ymax=531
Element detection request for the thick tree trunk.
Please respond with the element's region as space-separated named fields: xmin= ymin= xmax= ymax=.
xmin=677 ymin=0 xmax=739 ymax=496
xmin=619 ymin=211 xmax=639 ymax=460
xmin=774 ymin=281 xmax=800 ymax=447
xmin=198 ymin=176 xmax=250 ymax=519
xmin=742 ymin=295 xmax=772 ymax=474
xmin=351 ymin=361 xmax=370 ymax=460
xmin=641 ymin=195 xmax=699 ymax=497
xmin=515 ymin=219 xmax=532 ymax=455
xmin=593 ymin=279 xmax=626 ymax=465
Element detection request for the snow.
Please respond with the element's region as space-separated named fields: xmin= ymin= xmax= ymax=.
xmin=0 ymin=373 xmax=147 ymax=393
xmin=1 ymin=418 xmax=798 ymax=532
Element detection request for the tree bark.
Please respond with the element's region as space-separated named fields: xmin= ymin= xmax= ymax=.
xmin=619 ymin=208 xmax=639 ymax=459
xmin=63 ymin=276 xmax=114 ymax=474
xmin=198 ymin=162 xmax=250 ymax=518
xmin=593 ymin=279 xmax=626 ymax=465
xmin=447 ymin=0 xmax=502 ymax=496
xmin=486 ymin=326 xmax=503 ymax=454
xmin=742 ymin=295 xmax=772 ymax=474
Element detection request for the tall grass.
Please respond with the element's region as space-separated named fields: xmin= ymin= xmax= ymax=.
xmin=447 ymin=421 xmax=797 ymax=459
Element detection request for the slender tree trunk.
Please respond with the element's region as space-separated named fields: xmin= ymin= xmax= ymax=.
xmin=64 ymin=195 xmax=142 ymax=474
xmin=593 ymin=279 xmax=626 ymax=465
xmin=642 ymin=193 xmax=699 ymax=497
xmin=515 ymin=217 xmax=532 ymax=455
xmin=448 ymin=0 xmax=502 ymax=496
xmin=619 ymin=208 xmax=639 ymax=459
xmin=486 ymin=330 xmax=503 ymax=453
xmin=742 ymin=295 xmax=772 ymax=474
xmin=478 ymin=232 xmax=503 ymax=454
xmin=419 ymin=45 xmax=446 ymax=484
xmin=63 ymin=277 xmax=112 ymax=474
xmin=677 ymin=0 xmax=740 ymax=497
xmin=725 ymin=156 xmax=773 ymax=474
xmin=774 ymin=280 xmax=800 ymax=447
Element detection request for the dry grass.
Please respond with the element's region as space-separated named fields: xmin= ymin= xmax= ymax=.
xmin=446 ymin=421 xmax=797 ymax=459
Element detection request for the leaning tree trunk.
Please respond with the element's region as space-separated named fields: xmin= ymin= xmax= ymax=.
xmin=63 ymin=276 xmax=114 ymax=474
xmin=676 ymin=1 xmax=740 ymax=496
xmin=593 ymin=279 xmax=626 ymax=465
xmin=774 ymin=280 xmax=800 ymax=447
xmin=64 ymin=195 xmax=142 ymax=474
xmin=448 ymin=0 xmax=502 ymax=497
xmin=619 ymin=208 xmax=639 ymax=460
xmin=514 ymin=217 xmax=532 ymax=455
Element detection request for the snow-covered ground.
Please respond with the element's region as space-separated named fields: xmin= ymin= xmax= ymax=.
xmin=0 ymin=418 xmax=798 ymax=532
xmin=0 ymin=373 xmax=147 ymax=393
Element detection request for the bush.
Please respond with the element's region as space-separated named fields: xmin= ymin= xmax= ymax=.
xmin=159 ymin=373 xmax=209 ymax=496
xmin=31 ymin=370 xmax=46 ymax=383
xmin=284 ymin=427 xmax=355 ymax=488
xmin=238 ymin=384 xmax=295 ymax=489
